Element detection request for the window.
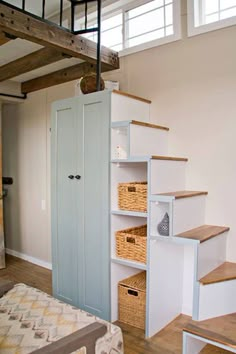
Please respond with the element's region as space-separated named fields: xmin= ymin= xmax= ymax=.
xmin=76 ymin=0 xmax=181 ymax=56
xmin=188 ymin=0 xmax=236 ymax=36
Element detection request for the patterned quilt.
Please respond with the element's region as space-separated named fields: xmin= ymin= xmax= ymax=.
xmin=0 ymin=284 xmax=123 ymax=354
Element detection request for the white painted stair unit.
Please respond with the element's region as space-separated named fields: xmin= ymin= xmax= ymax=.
xmin=51 ymin=89 xmax=234 ymax=341
xmin=109 ymin=90 xmax=234 ymax=339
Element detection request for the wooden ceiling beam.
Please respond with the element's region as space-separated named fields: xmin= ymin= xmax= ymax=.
xmin=0 ymin=31 xmax=14 ymax=45
xmin=0 ymin=47 xmax=71 ymax=82
xmin=0 ymin=2 xmax=119 ymax=70
xmin=21 ymin=61 xmax=111 ymax=94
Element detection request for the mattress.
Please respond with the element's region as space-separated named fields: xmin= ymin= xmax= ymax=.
xmin=0 ymin=283 xmax=123 ymax=354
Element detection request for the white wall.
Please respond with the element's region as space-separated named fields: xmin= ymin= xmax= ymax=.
xmin=2 ymin=0 xmax=236 ymax=264
xmin=2 ymin=82 xmax=75 ymax=265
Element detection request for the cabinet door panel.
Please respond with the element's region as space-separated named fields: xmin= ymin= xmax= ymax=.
xmin=77 ymin=93 xmax=110 ymax=320
xmin=51 ymin=99 xmax=79 ymax=305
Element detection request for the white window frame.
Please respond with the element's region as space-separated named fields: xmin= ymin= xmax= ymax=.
xmin=188 ymin=0 xmax=236 ymax=37
xmin=77 ymin=0 xmax=181 ymax=56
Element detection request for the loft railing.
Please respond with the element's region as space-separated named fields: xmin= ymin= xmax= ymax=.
xmin=2 ymin=0 xmax=102 ymax=90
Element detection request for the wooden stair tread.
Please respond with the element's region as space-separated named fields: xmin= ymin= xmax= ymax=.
xmin=177 ymin=225 xmax=229 ymax=243
xmin=183 ymin=313 xmax=236 ymax=349
xmin=151 ymin=156 xmax=188 ymax=162
xmin=131 ymin=120 xmax=169 ymax=131
xmin=200 ymin=262 xmax=236 ymax=285
xmin=112 ymin=89 xmax=151 ymax=104
xmin=156 ymin=190 xmax=208 ymax=199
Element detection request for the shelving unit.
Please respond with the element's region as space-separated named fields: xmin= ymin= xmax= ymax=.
xmin=109 ymin=90 xmax=232 ymax=339
xmin=51 ymin=89 xmax=233 ymax=343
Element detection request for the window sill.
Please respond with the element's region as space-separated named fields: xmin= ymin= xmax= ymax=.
xmin=188 ymin=15 xmax=236 ymax=37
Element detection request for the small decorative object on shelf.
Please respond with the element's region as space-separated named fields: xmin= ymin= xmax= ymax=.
xmin=80 ymin=73 xmax=105 ymax=94
xmin=115 ymin=145 xmax=127 ymax=159
xmin=157 ymin=212 xmax=169 ymax=236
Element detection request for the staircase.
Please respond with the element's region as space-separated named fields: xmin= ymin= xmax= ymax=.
xmin=110 ymin=89 xmax=234 ymax=339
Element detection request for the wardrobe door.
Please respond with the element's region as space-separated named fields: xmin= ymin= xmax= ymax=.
xmin=77 ymin=92 xmax=111 ymax=321
xmin=51 ymin=98 xmax=79 ymax=305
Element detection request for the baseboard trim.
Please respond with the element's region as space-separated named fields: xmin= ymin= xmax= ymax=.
xmin=5 ymin=248 xmax=52 ymax=270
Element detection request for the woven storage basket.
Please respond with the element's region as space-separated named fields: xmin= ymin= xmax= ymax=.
xmin=118 ymin=271 xmax=146 ymax=329
xmin=118 ymin=181 xmax=147 ymax=212
xmin=116 ymin=225 xmax=147 ymax=263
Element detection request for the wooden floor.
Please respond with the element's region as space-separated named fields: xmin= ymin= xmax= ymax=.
xmin=0 ymin=255 xmax=228 ymax=354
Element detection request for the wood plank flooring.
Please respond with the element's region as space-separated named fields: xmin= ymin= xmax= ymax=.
xmin=0 ymin=255 xmax=229 ymax=354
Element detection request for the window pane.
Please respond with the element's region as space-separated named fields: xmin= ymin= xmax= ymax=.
xmin=165 ymin=4 xmax=173 ymax=25
xmin=220 ymin=0 xmax=236 ymax=10
xmin=205 ymin=13 xmax=219 ymax=23
xmin=165 ymin=0 xmax=172 ymax=4
xmin=102 ymin=13 xmax=122 ymax=31
xmin=205 ymin=0 xmax=219 ymax=15
xmin=165 ymin=25 xmax=173 ymax=35
xmin=102 ymin=26 xmax=123 ymax=47
xmin=127 ymin=8 xmax=164 ymax=38
xmin=220 ymin=6 xmax=236 ymax=18
xmin=128 ymin=28 xmax=165 ymax=47
xmin=128 ymin=0 xmax=164 ymax=19
xmin=110 ymin=44 xmax=123 ymax=51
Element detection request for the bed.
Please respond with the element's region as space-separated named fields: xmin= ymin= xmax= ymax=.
xmin=0 ymin=280 xmax=123 ymax=354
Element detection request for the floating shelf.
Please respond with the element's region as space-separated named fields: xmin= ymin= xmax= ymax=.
xmin=111 ymin=257 xmax=147 ymax=270
xmin=111 ymin=210 xmax=148 ymax=218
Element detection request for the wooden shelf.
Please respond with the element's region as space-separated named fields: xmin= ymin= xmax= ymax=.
xmin=151 ymin=156 xmax=188 ymax=162
xmin=111 ymin=210 xmax=148 ymax=217
xmin=156 ymin=190 xmax=208 ymax=199
xmin=112 ymin=89 xmax=151 ymax=104
xmin=111 ymin=257 xmax=147 ymax=270
xmin=176 ymin=225 xmax=229 ymax=243
xmin=131 ymin=120 xmax=169 ymax=131
xmin=184 ymin=313 xmax=236 ymax=349
xmin=200 ymin=262 xmax=236 ymax=285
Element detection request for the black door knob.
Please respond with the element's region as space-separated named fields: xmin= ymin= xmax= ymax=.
xmin=68 ymin=175 xmax=74 ymax=179
xmin=75 ymin=175 xmax=81 ymax=180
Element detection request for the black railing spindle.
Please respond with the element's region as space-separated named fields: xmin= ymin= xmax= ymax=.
xmin=85 ymin=1 xmax=88 ymax=29
xmin=42 ymin=0 xmax=46 ymax=19
xmin=96 ymin=0 xmax=101 ymax=91
xmin=60 ymin=0 xmax=63 ymax=27
xmin=22 ymin=0 xmax=25 ymax=11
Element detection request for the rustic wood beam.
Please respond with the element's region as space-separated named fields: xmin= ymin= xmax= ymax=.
xmin=21 ymin=61 xmax=111 ymax=94
xmin=0 ymin=2 xmax=119 ymax=70
xmin=0 ymin=47 xmax=71 ymax=82
xmin=0 ymin=31 xmax=11 ymax=45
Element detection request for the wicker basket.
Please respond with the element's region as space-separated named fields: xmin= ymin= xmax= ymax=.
xmin=118 ymin=271 xmax=146 ymax=329
xmin=116 ymin=225 xmax=147 ymax=263
xmin=118 ymin=182 xmax=147 ymax=212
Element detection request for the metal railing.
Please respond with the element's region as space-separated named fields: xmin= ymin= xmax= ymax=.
xmin=2 ymin=0 xmax=102 ymax=90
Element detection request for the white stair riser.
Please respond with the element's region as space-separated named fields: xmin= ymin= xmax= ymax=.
xmin=150 ymin=160 xmax=186 ymax=194
xmin=130 ymin=125 xmax=168 ymax=156
xmin=198 ymin=280 xmax=236 ymax=321
xmin=197 ymin=233 xmax=227 ymax=280
xmin=148 ymin=240 xmax=184 ymax=337
xmin=173 ymin=196 xmax=206 ymax=235
xmin=111 ymin=124 xmax=169 ymax=160
xmin=111 ymin=93 xmax=150 ymax=122
xmin=182 ymin=245 xmax=196 ymax=316
xmin=183 ymin=332 xmax=206 ymax=354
